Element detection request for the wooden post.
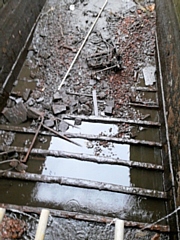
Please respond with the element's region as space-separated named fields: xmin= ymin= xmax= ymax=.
xmin=34 ymin=209 xmax=50 ymax=240
xmin=0 ymin=208 xmax=6 ymax=223
xmin=114 ymin=219 xmax=124 ymax=240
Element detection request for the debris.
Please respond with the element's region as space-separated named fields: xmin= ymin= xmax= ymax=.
xmin=44 ymin=119 xmax=54 ymax=128
xmin=92 ymin=89 xmax=98 ymax=116
xmin=105 ymin=105 xmax=113 ymax=116
xmin=27 ymin=107 xmax=44 ymax=119
xmin=74 ymin=118 xmax=82 ymax=126
xmin=23 ymin=88 xmax=31 ymax=101
xmin=58 ymin=0 xmax=108 ymax=90
xmin=22 ymin=115 xmax=44 ymax=163
xmin=151 ymin=233 xmax=160 ymax=240
xmin=87 ymin=48 xmax=121 ymax=70
xmin=9 ymin=160 xmax=28 ymax=173
xmin=143 ymin=65 xmax=156 ymax=86
xmin=42 ymin=124 xmax=81 ymax=146
xmin=78 ymin=104 xmax=92 ymax=115
xmin=52 ymin=104 xmax=67 ymax=115
xmin=2 ymin=102 xmax=27 ymax=124
xmin=0 ymin=216 xmax=26 ymax=239
xmin=53 ymin=91 xmax=63 ymax=101
xmin=58 ymin=120 xmax=69 ymax=132
xmin=146 ymin=4 xmax=155 ymax=12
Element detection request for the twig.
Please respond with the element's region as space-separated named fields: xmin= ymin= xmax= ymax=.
xmin=22 ymin=115 xmax=44 ymax=163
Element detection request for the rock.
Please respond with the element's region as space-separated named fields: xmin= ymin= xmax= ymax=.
xmin=44 ymin=119 xmax=54 ymax=128
xmin=26 ymin=97 xmax=35 ymax=106
xmin=106 ymin=99 xmax=115 ymax=108
xmin=27 ymin=107 xmax=43 ymax=119
xmin=53 ymin=91 xmax=63 ymax=101
xmin=78 ymin=104 xmax=92 ymax=115
xmin=79 ymin=96 xmax=89 ymax=104
xmin=105 ymin=105 xmax=113 ymax=116
xmin=39 ymin=50 xmax=51 ymax=59
xmin=52 ymin=104 xmax=67 ymax=115
xmin=2 ymin=102 xmax=27 ymax=124
xmin=143 ymin=65 xmax=156 ymax=86
xmin=23 ymin=88 xmax=31 ymax=101
xmin=98 ymin=92 xmax=107 ymax=100
xmin=36 ymin=96 xmax=44 ymax=103
xmin=74 ymin=117 xmax=82 ymax=125
xmin=59 ymin=120 xmax=69 ymax=132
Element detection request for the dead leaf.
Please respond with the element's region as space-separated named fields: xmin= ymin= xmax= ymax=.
xmin=146 ymin=4 xmax=155 ymax=12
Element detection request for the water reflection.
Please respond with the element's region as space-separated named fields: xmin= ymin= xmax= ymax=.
xmin=49 ymin=136 xmax=130 ymax=159
xmin=32 ymin=183 xmax=166 ymax=222
xmin=43 ymin=156 xmax=130 ymax=186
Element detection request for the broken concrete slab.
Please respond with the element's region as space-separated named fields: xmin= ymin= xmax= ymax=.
xmin=44 ymin=119 xmax=54 ymax=128
xmin=53 ymin=91 xmax=63 ymax=101
xmin=2 ymin=102 xmax=27 ymax=124
xmin=58 ymin=120 xmax=69 ymax=132
xmin=105 ymin=105 xmax=113 ymax=116
xmin=98 ymin=92 xmax=107 ymax=100
xmin=78 ymin=104 xmax=92 ymax=115
xmin=52 ymin=104 xmax=67 ymax=115
xmin=106 ymin=99 xmax=115 ymax=108
xmin=143 ymin=65 xmax=156 ymax=86
xmin=27 ymin=107 xmax=43 ymax=119
xmin=74 ymin=117 xmax=82 ymax=125
xmin=23 ymin=88 xmax=31 ymax=101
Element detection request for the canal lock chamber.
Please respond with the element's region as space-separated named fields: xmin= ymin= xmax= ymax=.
xmin=0 ymin=0 xmax=180 ymax=239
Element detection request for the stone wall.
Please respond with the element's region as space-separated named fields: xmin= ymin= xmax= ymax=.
xmin=0 ymin=0 xmax=9 ymax=9
xmin=173 ymin=0 xmax=180 ymax=25
xmin=0 ymin=0 xmax=46 ymax=110
xmin=156 ymin=0 xmax=180 ymax=234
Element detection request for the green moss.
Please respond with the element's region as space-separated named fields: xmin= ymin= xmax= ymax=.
xmin=173 ymin=0 xmax=180 ymax=26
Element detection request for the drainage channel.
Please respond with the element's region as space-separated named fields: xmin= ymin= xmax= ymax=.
xmin=0 ymin=0 xmax=176 ymax=239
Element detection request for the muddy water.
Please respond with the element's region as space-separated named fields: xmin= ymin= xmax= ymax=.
xmin=0 ymin=0 xmax=172 ymax=239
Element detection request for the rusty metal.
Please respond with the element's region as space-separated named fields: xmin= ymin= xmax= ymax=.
xmin=0 ymin=204 xmax=170 ymax=232
xmin=129 ymin=102 xmax=159 ymax=109
xmin=42 ymin=124 xmax=81 ymax=147
xmin=0 ymin=146 xmax=164 ymax=171
xmin=135 ymin=87 xmax=157 ymax=92
xmin=0 ymin=171 xmax=167 ymax=199
xmin=21 ymin=115 xmax=44 ymax=163
xmin=63 ymin=114 xmax=161 ymax=127
xmin=86 ymin=47 xmax=121 ymax=70
xmin=64 ymin=133 xmax=162 ymax=147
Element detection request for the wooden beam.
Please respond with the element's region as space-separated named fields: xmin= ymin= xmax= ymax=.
xmin=0 ymin=171 xmax=167 ymax=199
xmin=63 ymin=115 xmax=160 ymax=127
xmin=0 ymin=203 xmax=170 ymax=232
xmin=0 ymin=146 xmax=163 ymax=171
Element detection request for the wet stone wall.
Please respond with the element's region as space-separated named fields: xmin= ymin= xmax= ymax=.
xmin=0 ymin=0 xmax=46 ymax=107
xmin=0 ymin=0 xmax=9 ymax=9
xmin=156 ymin=0 xmax=180 ymax=207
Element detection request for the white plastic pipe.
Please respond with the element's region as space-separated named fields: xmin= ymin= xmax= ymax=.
xmin=0 ymin=208 xmax=6 ymax=223
xmin=34 ymin=209 xmax=50 ymax=240
xmin=114 ymin=219 xmax=124 ymax=240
